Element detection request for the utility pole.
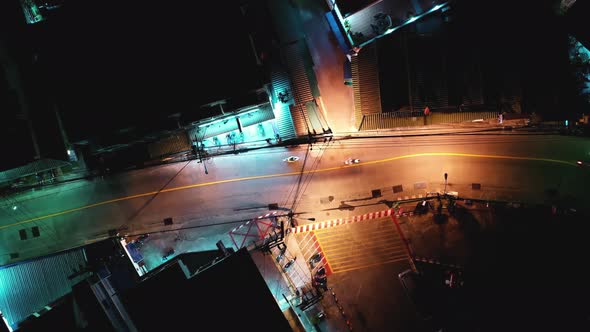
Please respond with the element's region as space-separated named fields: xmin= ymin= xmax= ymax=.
xmin=193 ymin=135 xmax=208 ymax=175
xmin=54 ymin=104 xmax=71 ymax=158
xmin=202 ymin=149 xmax=208 ymax=174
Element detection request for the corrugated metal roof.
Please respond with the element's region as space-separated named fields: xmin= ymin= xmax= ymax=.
xmin=343 ymin=0 xmax=444 ymax=48
xmin=282 ymin=39 xmax=314 ymax=136
xmin=239 ymin=104 xmax=275 ymax=128
xmin=0 ymin=248 xmax=89 ymax=330
xmin=270 ymin=65 xmax=297 ymax=140
xmin=185 ymin=104 xmax=276 ymax=142
xmin=0 ymin=159 xmax=71 ymax=184
xmin=147 ymin=134 xmax=191 ymax=159
xmin=352 ymin=43 xmax=382 ymax=129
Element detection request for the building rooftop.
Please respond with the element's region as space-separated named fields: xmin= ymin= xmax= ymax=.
xmin=0 ymin=247 xmax=90 ymax=330
xmin=120 ymin=248 xmax=292 ymax=332
xmin=32 ymin=0 xmax=272 ymax=143
xmin=0 ymin=235 xmax=290 ymax=331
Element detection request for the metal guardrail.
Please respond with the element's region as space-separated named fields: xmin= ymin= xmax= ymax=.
xmin=360 ymin=111 xmax=500 ymax=130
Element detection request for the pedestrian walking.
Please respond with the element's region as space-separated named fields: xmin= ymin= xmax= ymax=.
xmin=423 ymin=106 xmax=430 ymax=125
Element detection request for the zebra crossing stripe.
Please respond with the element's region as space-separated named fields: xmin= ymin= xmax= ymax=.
xmin=291 ymin=208 xmax=412 ymax=233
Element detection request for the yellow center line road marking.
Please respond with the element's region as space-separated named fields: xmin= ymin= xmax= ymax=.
xmin=4 ymin=152 xmax=576 ymax=229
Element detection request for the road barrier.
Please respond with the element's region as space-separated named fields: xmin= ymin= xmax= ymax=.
xmin=359 ymin=111 xmax=499 ymax=130
xmin=290 ymin=208 xmax=415 ymax=234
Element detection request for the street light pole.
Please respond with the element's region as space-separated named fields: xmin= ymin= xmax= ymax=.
xmin=193 ymin=135 xmax=209 ymax=175
xmin=287 ymin=210 xmax=315 ymax=229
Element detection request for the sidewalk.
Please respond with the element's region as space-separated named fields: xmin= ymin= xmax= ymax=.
xmin=248 ymin=227 xmax=352 ymax=332
xmin=278 ymin=232 xmax=351 ymax=332
xmin=249 ymin=236 xmax=318 ymax=332
xmin=197 ymin=118 xmax=531 ymax=157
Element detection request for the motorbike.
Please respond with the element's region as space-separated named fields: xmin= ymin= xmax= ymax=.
xmin=162 ymin=248 xmax=175 ymax=262
xmin=283 ymin=156 xmax=300 ymax=163
xmin=282 ymin=257 xmax=297 ymax=271
xmin=133 ymin=233 xmax=150 ymax=248
xmin=314 ymin=274 xmax=327 ymax=284
xmin=316 ymin=311 xmax=326 ymax=320
xmin=313 ymin=271 xmax=328 ymax=291
xmin=137 ymin=233 xmax=149 ymax=243
xmin=276 ymin=247 xmax=287 ymax=263
xmin=309 ymin=252 xmax=322 ymax=267
xmin=315 ymin=266 xmax=326 ymax=277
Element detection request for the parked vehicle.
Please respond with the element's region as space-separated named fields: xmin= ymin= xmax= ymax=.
xmin=444 ymin=270 xmax=464 ymax=289
xmin=315 ymin=266 xmax=326 ymax=277
xmin=276 ymin=247 xmax=287 ymax=263
xmin=309 ymin=252 xmax=322 ymax=267
xmin=134 ymin=233 xmax=150 ymax=246
xmin=414 ymin=200 xmax=432 ymax=215
xmin=162 ymin=248 xmax=175 ymax=262
xmin=312 ymin=277 xmax=328 ymax=291
xmin=398 ymin=269 xmax=433 ymax=321
xmin=282 ymin=257 xmax=297 ymax=271
xmin=314 ymin=274 xmax=327 ymax=285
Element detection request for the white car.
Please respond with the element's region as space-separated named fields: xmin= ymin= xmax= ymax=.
xmin=283 ymin=156 xmax=299 ymax=163
xmin=344 ymin=158 xmax=360 ymax=165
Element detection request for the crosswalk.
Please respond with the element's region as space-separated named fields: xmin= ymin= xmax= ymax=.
xmin=296 ymin=217 xmax=410 ymax=274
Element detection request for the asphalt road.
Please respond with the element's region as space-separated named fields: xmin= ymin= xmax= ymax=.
xmin=1 ymin=133 xmax=589 ymax=263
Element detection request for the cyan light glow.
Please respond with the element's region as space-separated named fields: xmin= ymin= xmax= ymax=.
xmin=568 ymin=36 xmax=590 ymax=95
xmin=20 ymin=0 xmax=44 ymax=24
xmin=357 ymin=2 xmax=451 ymax=48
